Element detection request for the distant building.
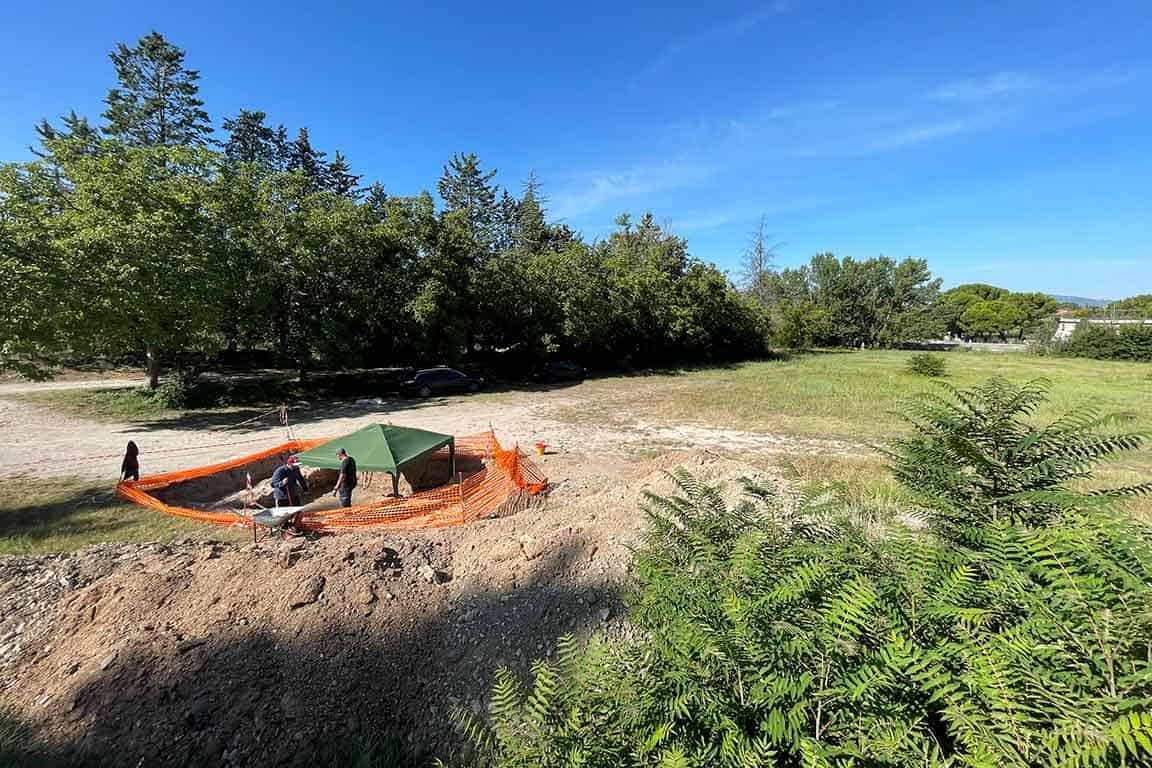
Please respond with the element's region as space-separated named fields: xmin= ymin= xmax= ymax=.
xmin=1054 ymin=316 xmax=1152 ymax=340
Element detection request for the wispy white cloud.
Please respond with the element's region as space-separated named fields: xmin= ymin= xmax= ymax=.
xmin=766 ymin=100 xmax=839 ymax=120
xmin=667 ymin=192 xmax=842 ymax=234
xmin=872 ymin=119 xmax=985 ymax=149
xmin=555 ymin=64 xmax=1143 ymax=223
xmin=671 ymin=209 xmax=761 ymax=233
xmin=552 ymin=107 xmax=984 ymax=220
xmin=794 ymin=118 xmax=988 ymax=158
xmin=929 ymin=71 xmax=1044 ymax=102
xmin=550 ymin=161 xmax=715 ymax=221
xmin=929 ymin=67 xmax=1152 ymax=103
xmin=662 ymin=98 xmax=840 ymax=151
xmin=630 ymin=3 xmax=791 ymax=89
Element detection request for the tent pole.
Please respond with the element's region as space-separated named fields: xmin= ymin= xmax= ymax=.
xmin=458 ymin=471 xmax=465 ymax=522
xmin=391 ymin=472 xmax=399 ymax=497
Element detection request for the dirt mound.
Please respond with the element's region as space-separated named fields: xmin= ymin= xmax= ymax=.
xmin=0 ymin=544 xmax=152 ymax=671
xmin=0 ymin=448 xmax=781 ymax=766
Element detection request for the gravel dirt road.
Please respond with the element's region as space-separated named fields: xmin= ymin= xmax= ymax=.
xmin=0 ymin=378 xmax=865 ymax=481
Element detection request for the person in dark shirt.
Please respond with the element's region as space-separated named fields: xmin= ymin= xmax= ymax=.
xmin=120 ymin=440 xmax=140 ymax=482
xmin=270 ymin=456 xmax=308 ymax=507
xmin=331 ymin=448 xmax=357 ymax=508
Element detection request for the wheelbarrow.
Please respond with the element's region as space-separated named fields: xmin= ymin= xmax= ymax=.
xmin=250 ymin=506 xmax=305 ymax=544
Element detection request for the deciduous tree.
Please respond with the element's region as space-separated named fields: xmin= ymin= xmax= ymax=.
xmin=49 ymin=140 xmax=226 ymax=387
xmin=738 ymin=214 xmax=777 ymax=307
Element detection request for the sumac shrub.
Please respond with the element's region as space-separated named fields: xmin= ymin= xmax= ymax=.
xmin=906 ymin=351 xmax=947 ymax=376
xmin=456 ymin=380 xmax=1152 ymax=768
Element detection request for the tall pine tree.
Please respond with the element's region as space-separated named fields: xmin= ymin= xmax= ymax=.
xmin=102 ymin=31 xmax=212 ymax=147
xmin=272 ymin=124 xmax=292 ymax=171
xmin=365 ymin=182 xmax=389 ymax=220
xmin=517 ymin=170 xmax=546 ymax=253
xmin=33 ymin=111 xmax=100 ymax=160
xmin=437 ymin=152 xmax=499 ymax=255
xmin=222 ymin=109 xmax=279 ymax=171
xmin=287 ymin=127 xmax=328 ymax=192
xmin=326 ymin=150 xmax=361 ymax=198
xmin=494 ymin=189 xmax=519 ymax=253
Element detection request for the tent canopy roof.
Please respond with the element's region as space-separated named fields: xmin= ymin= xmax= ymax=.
xmin=294 ymin=424 xmax=454 ymax=475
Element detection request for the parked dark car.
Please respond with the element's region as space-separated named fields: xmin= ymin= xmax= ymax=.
xmin=399 ymin=367 xmax=485 ymax=398
xmin=531 ymin=359 xmax=587 ymax=383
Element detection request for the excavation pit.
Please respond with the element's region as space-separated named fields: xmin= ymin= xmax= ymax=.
xmin=118 ymin=431 xmax=547 ymax=533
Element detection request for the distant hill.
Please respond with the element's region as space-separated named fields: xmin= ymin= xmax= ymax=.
xmin=1048 ymin=294 xmax=1112 ymax=308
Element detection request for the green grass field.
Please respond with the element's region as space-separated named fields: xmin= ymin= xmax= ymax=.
xmin=0 ymin=479 xmax=242 ymax=556
xmin=580 ymin=350 xmax=1152 ymax=441
xmin=11 ymin=387 xmax=180 ymax=420
xmin=563 ymin=350 xmax=1152 ymax=515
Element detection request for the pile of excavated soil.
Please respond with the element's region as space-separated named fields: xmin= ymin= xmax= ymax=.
xmin=0 ymin=545 xmax=140 ymax=671
xmin=0 ymin=449 xmax=786 ymax=766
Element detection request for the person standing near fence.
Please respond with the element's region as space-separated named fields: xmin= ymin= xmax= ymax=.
xmin=120 ymin=440 xmax=140 ymax=482
xmin=331 ymin=448 xmax=357 ymax=507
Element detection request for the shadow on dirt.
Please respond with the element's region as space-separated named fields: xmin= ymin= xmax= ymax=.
xmin=5 ymin=538 xmax=627 ymax=767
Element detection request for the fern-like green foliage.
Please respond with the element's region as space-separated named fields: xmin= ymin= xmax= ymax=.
xmin=886 ymin=376 xmax=1151 ymax=542
xmin=459 ymin=378 xmax=1152 ymax=768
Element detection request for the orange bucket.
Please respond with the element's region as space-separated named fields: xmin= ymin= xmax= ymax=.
xmin=534 ymin=442 xmax=546 ymax=455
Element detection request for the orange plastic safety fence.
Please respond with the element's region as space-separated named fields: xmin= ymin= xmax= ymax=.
xmin=116 ymin=431 xmax=547 ymax=533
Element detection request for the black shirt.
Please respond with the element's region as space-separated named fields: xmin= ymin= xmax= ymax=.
xmin=339 ymin=456 xmax=358 ymax=489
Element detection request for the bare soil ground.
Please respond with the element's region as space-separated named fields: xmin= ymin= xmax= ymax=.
xmin=0 ymin=380 xmax=867 ymax=482
xmin=0 ymin=380 xmax=841 ymax=766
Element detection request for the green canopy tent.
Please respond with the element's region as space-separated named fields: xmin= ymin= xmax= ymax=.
xmin=294 ymin=424 xmax=455 ymax=497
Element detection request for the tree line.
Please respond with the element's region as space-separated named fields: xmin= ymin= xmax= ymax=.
xmin=0 ymin=32 xmax=766 ymax=387
xmin=4 ymin=32 xmax=1146 ymax=387
xmin=739 ymin=228 xmax=1063 ymax=347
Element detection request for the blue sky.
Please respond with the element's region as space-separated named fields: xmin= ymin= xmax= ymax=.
xmin=2 ymin=0 xmax=1150 ymax=298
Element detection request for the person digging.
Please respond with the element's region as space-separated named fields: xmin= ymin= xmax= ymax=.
xmin=270 ymin=456 xmax=308 ymax=535
xmin=331 ymin=448 xmax=357 ymax=507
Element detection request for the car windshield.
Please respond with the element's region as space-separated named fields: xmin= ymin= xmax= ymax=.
xmin=419 ymin=369 xmax=461 ymax=381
